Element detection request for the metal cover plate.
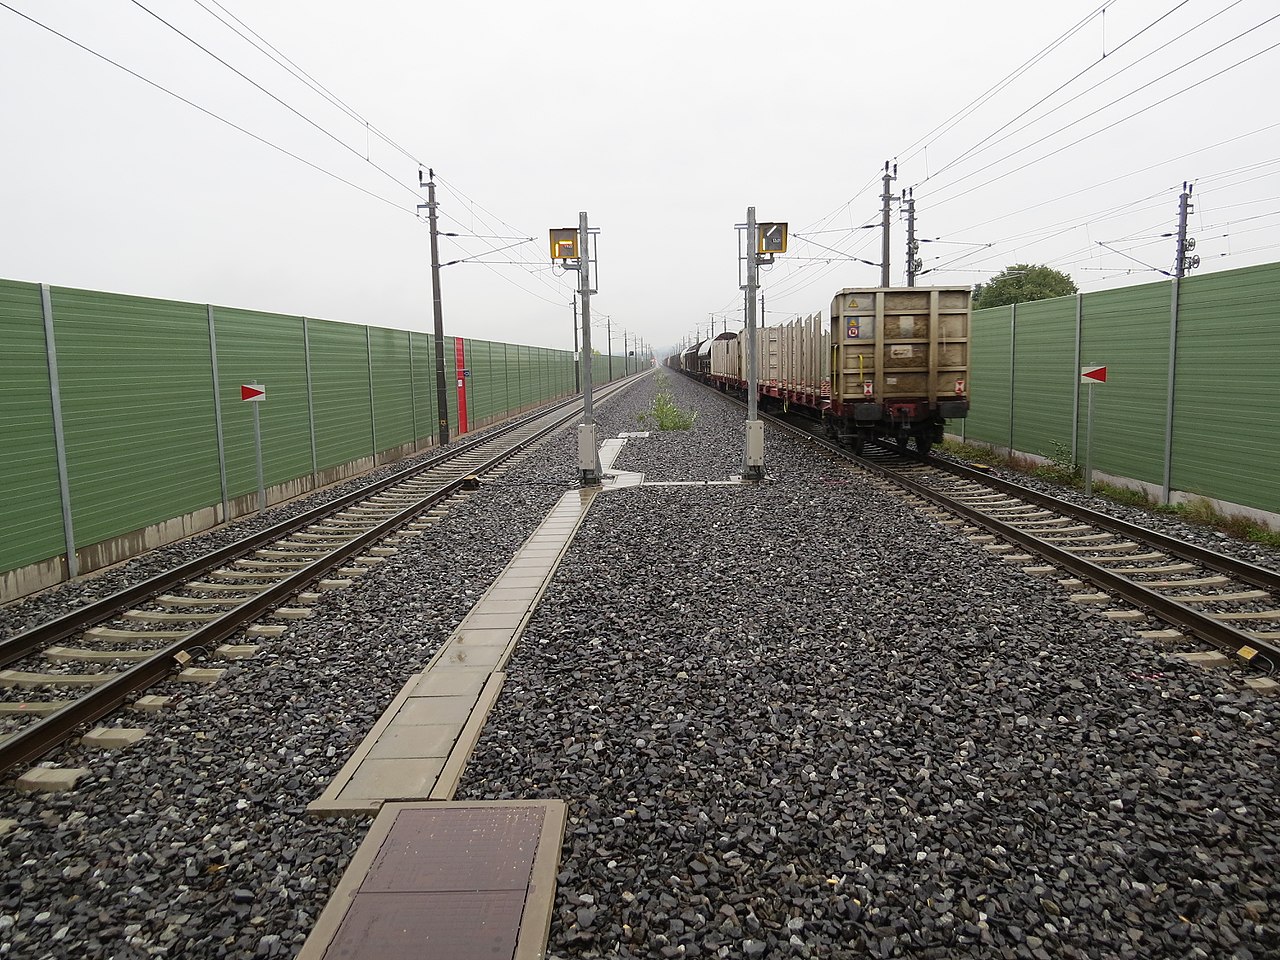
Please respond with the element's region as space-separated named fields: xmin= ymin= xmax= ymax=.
xmin=364 ymin=806 xmax=543 ymax=893
xmin=323 ymin=890 xmax=525 ymax=960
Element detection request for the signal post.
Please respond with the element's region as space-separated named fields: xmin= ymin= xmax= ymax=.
xmin=738 ymin=208 xmax=787 ymax=482
xmin=550 ymin=216 xmax=602 ymax=485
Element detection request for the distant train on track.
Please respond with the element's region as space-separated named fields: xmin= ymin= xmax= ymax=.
xmin=669 ymin=286 xmax=971 ymax=456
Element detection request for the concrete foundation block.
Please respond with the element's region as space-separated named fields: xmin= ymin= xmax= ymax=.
xmin=1174 ymin=651 xmax=1231 ymax=669
xmin=82 ymin=727 xmax=147 ymax=749
xmin=16 ymin=766 xmax=91 ymax=793
xmin=132 ymin=695 xmax=172 ymax=712
xmin=248 ymin=624 xmax=288 ymax=637
xmin=178 ymin=668 xmax=226 ymax=684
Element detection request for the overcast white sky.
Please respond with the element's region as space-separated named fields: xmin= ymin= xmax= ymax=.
xmin=2 ymin=1 xmax=1278 ymax=358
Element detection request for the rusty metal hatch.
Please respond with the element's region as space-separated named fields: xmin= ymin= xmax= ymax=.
xmin=322 ymin=806 xmax=547 ymax=960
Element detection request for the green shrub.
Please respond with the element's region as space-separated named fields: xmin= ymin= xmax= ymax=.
xmin=645 ymin=373 xmax=696 ymax=429
xmin=652 ymin=390 xmax=696 ymax=430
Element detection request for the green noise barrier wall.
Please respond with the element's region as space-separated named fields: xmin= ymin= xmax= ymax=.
xmin=962 ymin=260 xmax=1280 ymax=519
xmin=0 ymin=278 xmax=637 ymax=600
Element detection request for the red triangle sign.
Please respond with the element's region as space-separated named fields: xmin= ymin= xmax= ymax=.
xmin=241 ymin=384 xmax=266 ymax=401
xmin=1080 ymin=365 xmax=1107 ymax=384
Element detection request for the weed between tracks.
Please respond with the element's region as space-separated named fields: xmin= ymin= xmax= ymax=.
xmin=638 ymin=374 xmax=697 ymax=431
xmin=942 ymin=438 xmax=1280 ymax=550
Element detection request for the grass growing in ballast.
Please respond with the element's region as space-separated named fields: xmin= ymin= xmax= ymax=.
xmin=942 ymin=438 xmax=1280 ymax=550
xmin=638 ymin=375 xmax=697 ymax=431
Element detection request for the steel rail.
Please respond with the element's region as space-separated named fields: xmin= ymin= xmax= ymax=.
xmin=1 ymin=389 xmax=599 ymax=663
xmin=0 ymin=378 xmax=639 ymax=776
xmin=854 ymin=452 xmax=1279 ymax=664
xmin=919 ymin=457 xmax=1280 ymax=592
xmin=688 ymin=374 xmax=1280 ymax=665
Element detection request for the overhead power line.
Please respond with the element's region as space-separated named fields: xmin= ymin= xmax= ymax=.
xmin=174 ymin=0 xmax=573 ymax=310
xmin=127 ymin=0 xmax=419 ymax=201
xmin=898 ymin=2 xmax=1117 ymax=168
xmin=928 ymin=120 xmax=1280 ymax=243
xmin=770 ymin=5 xmax=1118 ymax=302
xmin=924 ymin=0 xmax=1204 ymax=185
xmin=925 ymin=22 xmax=1280 ymax=209
xmin=6 ymin=0 xmax=578 ymax=313
xmin=434 ymin=174 xmax=574 ymax=301
xmin=0 ymin=0 xmax=417 ymax=216
xmin=1094 ymin=240 xmax=1171 ymax=277
xmin=191 ymin=0 xmax=423 ymax=168
xmin=921 ymin=191 xmax=1178 ymax=277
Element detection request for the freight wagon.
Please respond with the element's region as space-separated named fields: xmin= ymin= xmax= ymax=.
xmin=669 ymin=286 xmax=971 ymax=457
xmin=828 ymin=286 xmax=970 ymax=455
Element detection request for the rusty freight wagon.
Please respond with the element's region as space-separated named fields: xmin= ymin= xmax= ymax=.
xmin=827 ymin=286 xmax=970 ymax=456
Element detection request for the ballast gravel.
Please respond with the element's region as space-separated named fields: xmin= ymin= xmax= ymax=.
xmin=0 ymin=384 xmax=648 ymax=960
xmin=2 ymin=370 xmax=1276 ymax=959
xmin=0 ymin=401 xmax=598 ymax=639
xmin=931 ymin=444 xmax=1280 ymax=575
xmin=457 ymin=373 xmax=1280 ymax=959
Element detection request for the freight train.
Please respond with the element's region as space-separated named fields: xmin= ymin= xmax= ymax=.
xmin=669 ymin=286 xmax=970 ymax=456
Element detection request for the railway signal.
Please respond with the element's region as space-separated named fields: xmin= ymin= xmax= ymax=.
xmin=1080 ymin=365 xmax=1108 ymax=496
xmin=551 ymin=215 xmax=602 ymax=485
xmin=1080 ymin=365 xmax=1107 ymax=384
xmin=736 ymin=207 xmax=789 ymax=481
xmin=241 ymin=383 xmax=267 ymax=512
xmin=757 ymin=222 xmax=788 ymax=255
xmin=549 ymin=228 xmax=578 ymax=261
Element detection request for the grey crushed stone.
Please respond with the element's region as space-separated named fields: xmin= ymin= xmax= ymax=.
xmin=0 ymin=386 xmax=645 ymax=960
xmin=458 ymin=372 xmax=1280 ymax=959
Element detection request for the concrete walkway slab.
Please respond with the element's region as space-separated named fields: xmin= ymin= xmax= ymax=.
xmin=309 ymin=488 xmax=597 ymax=816
xmin=599 ymin=436 xmax=645 ymax=488
xmin=366 ymin=725 xmax=458 ymax=760
xmin=412 ymin=668 xmax=491 ymax=697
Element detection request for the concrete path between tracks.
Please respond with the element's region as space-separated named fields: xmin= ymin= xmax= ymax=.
xmin=300 ymin=431 xmax=691 ymax=960
xmin=308 ymin=485 xmax=599 ymax=816
xmin=300 ymin=481 xmax=596 ymax=960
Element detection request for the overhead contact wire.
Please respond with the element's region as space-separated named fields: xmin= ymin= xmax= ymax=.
xmin=127 ymin=0 xmax=421 ymax=201
xmin=0 ymin=1 xmax=417 ymax=216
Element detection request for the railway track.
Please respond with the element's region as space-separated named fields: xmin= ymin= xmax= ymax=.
xmin=704 ymin=378 xmax=1280 ymax=673
xmin=0 ymin=379 xmax=637 ymax=776
xmin=855 ymin=444 xmax=1280 ymax=668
